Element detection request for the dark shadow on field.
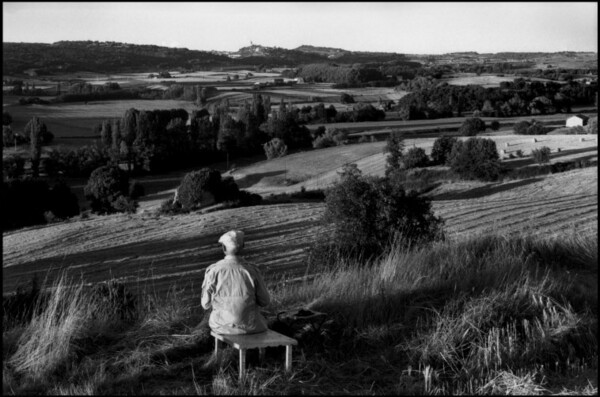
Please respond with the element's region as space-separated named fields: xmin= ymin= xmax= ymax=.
xmin=431 ymin=178 xmax=544 ymax=201
xmin=235 ymin=170 xmax=287 ymax=189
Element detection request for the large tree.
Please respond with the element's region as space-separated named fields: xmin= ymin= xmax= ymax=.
xmin=24 ymin=117 xmax=44 ymax=177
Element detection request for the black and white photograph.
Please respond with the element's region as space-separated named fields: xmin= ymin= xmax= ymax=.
xmin=2 ymin=2 xmax=597 ymax=394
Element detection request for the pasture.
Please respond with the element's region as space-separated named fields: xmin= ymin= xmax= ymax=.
xmin=3 ymin=165 xmax=596 ymax=301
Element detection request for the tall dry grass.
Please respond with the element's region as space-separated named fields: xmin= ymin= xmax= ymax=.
xmin=2 ymin=232 xmax=597 ymax=394
xmin=7 ymin=274 xmax=101 ymax=381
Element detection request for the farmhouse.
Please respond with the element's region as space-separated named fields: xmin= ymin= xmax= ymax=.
xmin=566 ymin=114 xmax=589 ymax=127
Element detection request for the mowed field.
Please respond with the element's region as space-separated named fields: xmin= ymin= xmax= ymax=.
xmin=228 ymin=134 xmax=598 ymax=196
xmin=3 ymin=165 xmax=596 ymax=302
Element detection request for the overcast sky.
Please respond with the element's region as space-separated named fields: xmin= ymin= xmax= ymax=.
xmin=3 ymin=2 xmax=598 ymax=54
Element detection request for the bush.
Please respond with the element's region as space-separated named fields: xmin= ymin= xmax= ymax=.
xmin=263 ymin=138 xmax=288 ymax=160
xmin=312 ymin=128 xmax=349 ymax=149
xmin=177 ymin=168 xmax=222 ymax=211
xmin=459 ymin=117 xmax=486 ymax=136
xmin=449 ymin=138 xmax=502 ymax=181
xmin=158 ymin=198 xmax=184 ymax=215
xmin=527 ymin=121 xmax=547 ymax=135
xmin=315 ymin=164 xmax=444 ymax=262
xmin=431 ymin=136 xmax=458 ymax=165
xmin=84 ymin=165 xmax=132 ymax=214
xmin=515 ymin=149 xmax=524 ymax=158
xmin=340 ymin=93 xmax=355 ymax=104
xmin=490 ymin=120 xmax=501 ymax=131
xmin=513 ymin=120 xmax=531 ymax=135
xmin=531 ymin=146 xmax=551 ymax=164
xmin=387 ymin=167 xmax=456 ymax=195
xmin=3 ymin=155 xmax=25 ymax=180
xmin=402 ymin=147 xmax=429 ymax=169
xmin=111 ymin=195 xmax=138 ymax=214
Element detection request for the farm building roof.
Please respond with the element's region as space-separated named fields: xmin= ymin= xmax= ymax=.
xmin=569 ymin=114 xmax=590 ymax=121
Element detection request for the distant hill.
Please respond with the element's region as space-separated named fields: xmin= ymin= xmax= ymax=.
xmin=294 ymin=45 xmax=349 ymax=58
xmin=3 ymin=41 xmax=417 ymax=76
xmin=2 ymin=41 xmax=234 ymax=76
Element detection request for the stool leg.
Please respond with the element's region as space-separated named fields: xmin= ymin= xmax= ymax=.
xmin=285 ymin=345 xmax=292 ymax=372
xmin=239 ymin=349 xmax=246 ymax=382
xmin=259 ymin=348 xmax=266 ymax=362
xmin=214 ymin=339 xmax=220 ymax=356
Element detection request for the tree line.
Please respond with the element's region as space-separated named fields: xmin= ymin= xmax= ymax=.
xmin=394 ymin=78 xmax=597 ymax=120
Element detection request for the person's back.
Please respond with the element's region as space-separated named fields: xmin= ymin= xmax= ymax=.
xmin=201 ymin=230 xmax=270 ymax=335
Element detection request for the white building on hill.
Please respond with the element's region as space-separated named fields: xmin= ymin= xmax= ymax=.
xmin=566 ymin=114 xmax=589 ymax=127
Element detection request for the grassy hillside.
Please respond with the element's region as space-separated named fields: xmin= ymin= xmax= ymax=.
xmin=3 ymin=232 xmax=597 ymax=394
xmin=3 ymin=166 xmax=597 ymax=299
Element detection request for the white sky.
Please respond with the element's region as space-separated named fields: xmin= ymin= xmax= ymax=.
xmin=2 ymin=2 xmax=598 ymax=54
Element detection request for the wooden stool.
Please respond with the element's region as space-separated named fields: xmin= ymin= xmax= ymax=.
xmin=211 ymin=329 xmax=298 ymax=381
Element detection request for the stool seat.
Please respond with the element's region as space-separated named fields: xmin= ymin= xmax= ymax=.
xmin=211 ymin=329 xmax=298 ymax=381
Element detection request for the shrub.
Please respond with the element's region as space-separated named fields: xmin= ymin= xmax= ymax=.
xmin=263 ymin=138 xmax=288 ymax=160
xmin=513 ymin=120 xmax=531 ymax=135
xmin=388 ymin=167 xmax=456 ymax=195
xmin=402 ymin=147 xmax=429 ymax=169
xmin=515 ymin=149 xmax=524 ymax=158
xmin=312 ymin=128 xmax=348 ymax=149
xmin=431 ymin=136 xmax=458 ymax=165
xmin=449 ymin=138 xmax=502 ymax=181
xmin=459 ymin=117 xmax=486 ymax=136
xmin=531 ymin=146 xmax=551 ymax=164
xmin=3 ymin=155 xmax=25 ymax=180
xmin=527 ymin=121 xmax=547 ymax=135
xmin=177 ymin=168 xmax=222 ymax=211
xmin=84 ymin=165 xmax=132 ymax=214
xmin=111 ymin=195 xmax=138 ymax=214
xmin=490 ymin=120 xmax=501 ymax=131
xmin=158 ymin=198 xmax=184 ymax=215
xmin=316 ymin=164 xmax=444 ymax=262
xmin=340 ymin=93 xmax=355 ymax=104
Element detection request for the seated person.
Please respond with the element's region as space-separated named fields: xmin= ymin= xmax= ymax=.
xmin=201 ymin=230 xmax=270 ymax=335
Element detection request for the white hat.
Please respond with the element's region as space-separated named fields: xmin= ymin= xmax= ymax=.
xmin=218 ymin=230 xmax=245 ymax=254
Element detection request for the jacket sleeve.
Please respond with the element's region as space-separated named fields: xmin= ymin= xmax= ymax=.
xmin=254 ymin=268 xmax=270 ymax=307
xmin=201 ymin=267 xmax=216 ymax=310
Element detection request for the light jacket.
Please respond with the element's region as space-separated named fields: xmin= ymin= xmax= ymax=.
xmin=201 ymin=254 xmax=270 ymax=335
